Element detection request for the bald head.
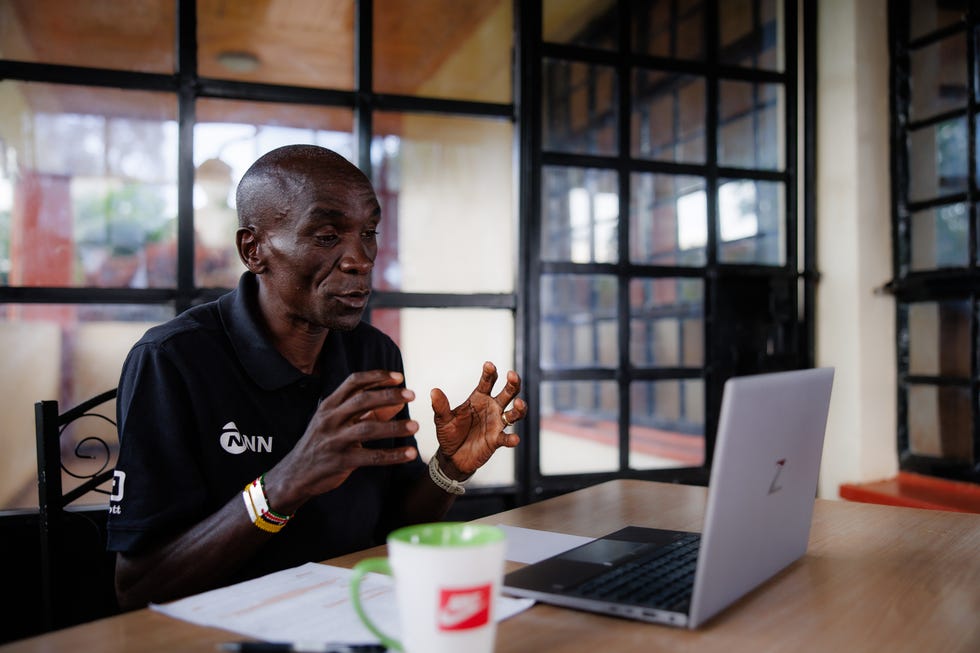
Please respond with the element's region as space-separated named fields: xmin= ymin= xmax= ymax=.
xmin=235 ymin=145 xmax=371 ymax=231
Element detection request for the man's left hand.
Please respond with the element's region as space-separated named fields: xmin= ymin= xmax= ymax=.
xmin=430 ymin=361 xmax=527 ymax=477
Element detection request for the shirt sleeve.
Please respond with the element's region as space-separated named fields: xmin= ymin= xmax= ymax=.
xmin=107 ymin=341 xmax=207 ymax=553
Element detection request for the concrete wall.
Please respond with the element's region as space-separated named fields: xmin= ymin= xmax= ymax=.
xmin=815 ymin=0 xmax=898 ymax=498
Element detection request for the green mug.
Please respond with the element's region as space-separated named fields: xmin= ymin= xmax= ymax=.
xmin=350 ymin=522 xmax=507 ymax=653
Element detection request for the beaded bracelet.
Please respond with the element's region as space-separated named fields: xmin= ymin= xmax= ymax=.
xmin=242 ymin=475 xmax=293 ymax=534
xmin=428 ymin=455 xmax=467 ymax=496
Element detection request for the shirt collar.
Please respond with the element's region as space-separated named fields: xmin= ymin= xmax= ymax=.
xmin=218 ymin=272 xmax=309 ymax=391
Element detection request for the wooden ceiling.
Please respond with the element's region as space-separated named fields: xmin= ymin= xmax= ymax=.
xmin=2 ymin=0 xmax=506 ymax=126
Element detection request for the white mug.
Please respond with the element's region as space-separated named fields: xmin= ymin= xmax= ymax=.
xmin=350 ymin=522 xmax=507 ymax=653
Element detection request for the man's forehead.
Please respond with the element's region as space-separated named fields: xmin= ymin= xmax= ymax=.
xmin=305 ymin=201 xmax=382 ymax=222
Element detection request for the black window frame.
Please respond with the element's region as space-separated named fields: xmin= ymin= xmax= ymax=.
xmin=0 ymin=0 xmax=817 ymax=512
xmin=889 ymin=0 xmax=980 ymax=483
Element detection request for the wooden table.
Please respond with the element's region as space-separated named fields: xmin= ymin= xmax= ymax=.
xmin=4 ymin=480 xmax=979 ymax=652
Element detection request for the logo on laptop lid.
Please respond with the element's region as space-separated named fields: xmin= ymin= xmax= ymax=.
xmin=768 ymin=459 xmax=786 ymax=495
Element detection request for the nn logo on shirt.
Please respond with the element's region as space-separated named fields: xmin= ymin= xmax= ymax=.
xmin=220 ymin=422 xmax=273 ymax=454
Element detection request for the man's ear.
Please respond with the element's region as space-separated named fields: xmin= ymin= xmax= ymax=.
xmin=237 ymin=226 xmax=267 ymax=273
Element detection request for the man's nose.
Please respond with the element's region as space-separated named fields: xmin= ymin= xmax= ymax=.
xmin=338 ymin=242 xmax=374 ymax=274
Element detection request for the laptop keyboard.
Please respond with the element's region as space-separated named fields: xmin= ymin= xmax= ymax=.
xmin=569 ymin=533 xmax=701 ymax=612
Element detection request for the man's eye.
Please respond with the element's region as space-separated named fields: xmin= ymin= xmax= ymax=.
xmin=315 ymin=234 xmax=339 ymax=245
xmin=363 ymin=229 xmax=380 ymax=241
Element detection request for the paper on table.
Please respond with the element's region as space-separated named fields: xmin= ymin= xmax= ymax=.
xmin=497 ymin=525 xmax=595 ymax=564
xmin=150 ymin=562 xmax=534 ymax=645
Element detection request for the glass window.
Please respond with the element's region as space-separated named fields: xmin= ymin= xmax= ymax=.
xmin=717 ymin=178 xmax=785 ymax=265
xmin=908 ymin=301 xmax=971 ymax=378
xmin=629 ymin=379 xmax=705 ymax=470
xmin=718 ymin=80 xmax=785 ymax=170
xmin=0 ymin=81 xmax=178 ymax=288
xmin=629 ymin=278 xmax=703 ymax=368
xmin=910 ymin=0 xmax=968 ymax=42
xmin=907 ymin=384 xmax=972 ymax=461
xmin=908 ymin=118 xmax=968 ymax=202
xmin=198 ymin=0 xmax=354 ymax=89
xmin=540 ymin=380 xmax=619 ymax=475
xmin=719 ymin=0 xmax=783 ymax=71
xmin=543 ymin=59 xmax=619 ymax=156
xmin=374 ymin=0 xmax=512 ymax=103
xmin=910 ymin=203 xmax=969 ymax=270
xmin=0 ymin=0 xmax=175 ymax=73
xmin=194 ymin=99 xmax=355 ymax=288
xmin=371 ymin=113 xmax=515 ymax=293
xmin=543 ymin=0 xmax=617 ymax=50
xmin=894 ymin=4 xmax=980 ymax=483
xmin=542 ymin=167 xmax=619 ymax=264
xmin=909 ymin=34 xmax=967 ymax=122
xmin=540 ymin=274 xmax=618 ymax=370
xmin=0 ymin=303 xmax=170 ymax=510
xmin=631 ymin=0 xmax=704 ymax=60
xmin=630 ymin=174 xmax=707 ymax=266
xmin=632 ymin=71 xmax=706 ymax=164
xmin=370 ymin=307 xmax=515 ymax=487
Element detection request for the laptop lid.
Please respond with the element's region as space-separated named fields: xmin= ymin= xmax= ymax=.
xmin=688 ymin=367 xmax=834 ymax=627
xmin=501 ymin=367 xmax=834 ymax=629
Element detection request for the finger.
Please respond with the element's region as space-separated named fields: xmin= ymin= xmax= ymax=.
xmin=494 ymin=369 xmax=522 ymax=407
xmin=342 ymin=444 xmax=419 ymax=467
xmin=430 ymin=387 xmax=451 ymax=425
xmin=500 ymin=433 xmax=520 ymax=448
xmin=328 ymin=386 xmax=414 ymax=426
xmin=472 ymin=361 xmax=498 ymax=396
xmin=342 ymin=417 xmax=420 ymax=447
xmin=501 ymin=397 xmax=528 ymax=428
xmin=322 ymin=370 xmax=405 ymax=410
xmin=357 ymin=403 xmax=407 ymax=423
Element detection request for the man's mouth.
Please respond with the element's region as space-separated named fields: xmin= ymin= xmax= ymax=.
xmin=334 ymin=289 xmax=370 ymax=309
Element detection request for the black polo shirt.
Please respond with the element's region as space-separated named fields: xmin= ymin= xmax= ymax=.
xmin=107 ymin=273 xmax=425 ymax=582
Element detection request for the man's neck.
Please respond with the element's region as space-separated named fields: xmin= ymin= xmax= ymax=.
xmin=255 ymin=288 xmax=327 ymax=376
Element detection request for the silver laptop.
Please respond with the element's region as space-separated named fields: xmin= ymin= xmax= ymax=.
xmin=502 ymin=367 xmax=834 ymax=629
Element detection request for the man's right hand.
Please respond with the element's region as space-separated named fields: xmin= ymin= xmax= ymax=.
xmin=262 ymin=370 xmax=419 ymax=514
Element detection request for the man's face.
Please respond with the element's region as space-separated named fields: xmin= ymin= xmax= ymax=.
xmin=256 ymin=165 xmax=380 ymax=333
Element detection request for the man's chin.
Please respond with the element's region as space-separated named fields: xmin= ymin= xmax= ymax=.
xmin=325 ymin=312 xmax=365 ymax=332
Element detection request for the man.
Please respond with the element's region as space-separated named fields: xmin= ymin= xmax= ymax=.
xmin=107 ymin=144 xmax=526 ymax=610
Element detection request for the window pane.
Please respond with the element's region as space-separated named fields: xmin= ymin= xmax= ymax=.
xmin=632 ymin=71 xmax=706 ymax=164
xmin=543 ymin=59 xmax=619 ymax=156
xmin=543 ymin=0 xmax=617 ymax=50
xmin=717 ymin=179 xmax=785 ymax=265
xmin=542 ymin=167 xmax=619 ymax=264
xmin=375 ymin=0 xmax=512 ymax=102
xmin=909 ymin=118 xmax=968 ymax=202
xmin=631 ymin=0 xmax=704 ymax=60
xmin=907 ymin=384 xmax=972 ymax=462
xmin=718 ymin=80 xmax=784 ymax=170
xmin=630 ymin=278 xmax=704 ymax=367
xmin=910 ymin=0 xmax=968 ymax=41
xmin=370 ymin=308 xmax=515 ymax=487
xmin=540 ymin=381 xmax=619 ymax=475
xmin=198 ymin=0 xmax=353 ymax=89
xmin=910 ymin=203 xmax=968 ymax=270
xmin=719 ymin=0 xmax=783 ymax=71
xmin=0 ymin=0 xmax=175 ymax=73
xmin=629 ymin=379 xmax=705 ymax=470
xmin=910 ymin=34 xmax=967 ymax=122
xmin=0 ymin=303 xmax=170 ymax=510
xmin=908 ymin=300 xmax=971 ymax=378
xmin=541 ymin=274 xmax=618 ymax=370
xmin=0 ymin=81 xmax=178 ymax=288
xmin=372 ymin=113 xmax=515 ymax=293
xmin=630 ymin=173 xmax=706 ymax=266
xmin=194 ymin=99 xmax=355 ymax=288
